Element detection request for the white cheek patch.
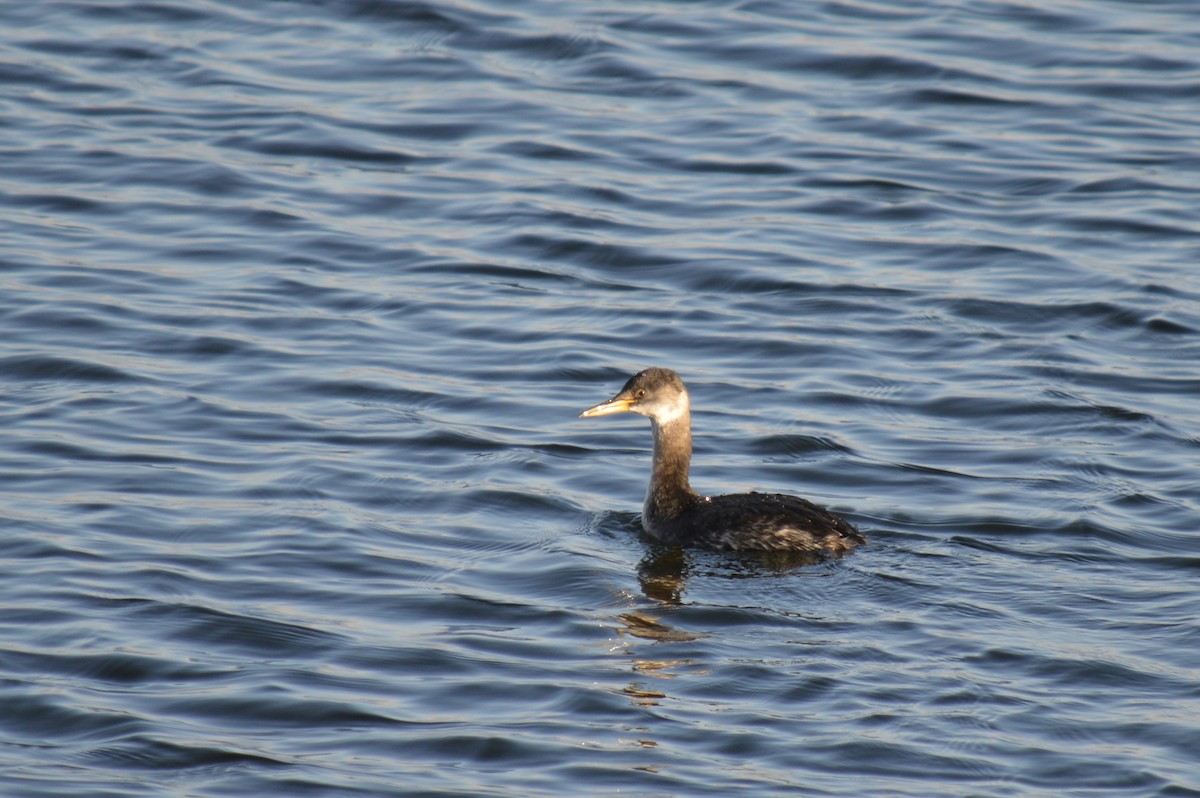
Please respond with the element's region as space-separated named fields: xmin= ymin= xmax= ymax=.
xmin=655 ymin=392 xmax=689 ymax=426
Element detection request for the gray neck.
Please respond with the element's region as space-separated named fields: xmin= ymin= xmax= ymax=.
xmin=644 ymin=416 xmax=698 ymax=521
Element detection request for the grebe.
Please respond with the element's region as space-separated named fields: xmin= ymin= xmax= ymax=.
xmin=580 ymin=368 xmax=864 ymax=554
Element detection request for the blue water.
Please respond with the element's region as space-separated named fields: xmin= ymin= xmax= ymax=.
xmin=2 ymin=1 xmax=1199 ymax=795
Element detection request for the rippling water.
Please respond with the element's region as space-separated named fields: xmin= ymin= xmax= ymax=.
xmin=2 ymin=1 xmax=1199 ymax=795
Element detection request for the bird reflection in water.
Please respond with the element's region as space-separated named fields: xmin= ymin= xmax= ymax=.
xmin=636 ymin=545 xmax=691 ymax=605
xmin=637 ymin=543 xmax=838 ymax=605
xmin=614 ymin=544 xmax=836 ymax=714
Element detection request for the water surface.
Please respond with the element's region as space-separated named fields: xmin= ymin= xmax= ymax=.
xmin=2 ymin=1 xmax=1199 ymax=795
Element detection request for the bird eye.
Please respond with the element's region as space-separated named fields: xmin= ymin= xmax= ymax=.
xmin=635 ymin=389 xmax=645 ymax=400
